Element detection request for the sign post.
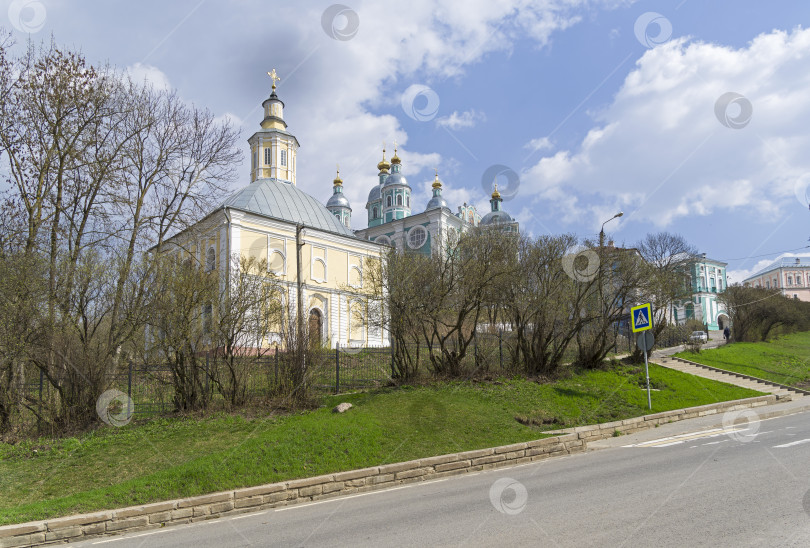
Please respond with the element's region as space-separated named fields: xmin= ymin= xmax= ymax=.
xmin=631 ymin=303 xmax=654 ymax=410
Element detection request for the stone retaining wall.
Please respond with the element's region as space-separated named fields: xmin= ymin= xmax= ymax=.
xmin=0 ymin=394 xmax=777 ymax=547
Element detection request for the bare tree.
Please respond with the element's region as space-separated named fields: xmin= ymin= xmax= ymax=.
xmin=635 ymin=232 xmax=698 ymax=338
xmin=211 ymin=255 xmax=281 ymax=406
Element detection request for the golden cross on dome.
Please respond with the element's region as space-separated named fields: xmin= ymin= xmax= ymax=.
xmin=267 ymin=69 xmax=281 ymax=89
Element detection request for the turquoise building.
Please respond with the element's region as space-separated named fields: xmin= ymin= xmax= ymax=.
xmin=671 ymin=254 xmax=729 ymax=330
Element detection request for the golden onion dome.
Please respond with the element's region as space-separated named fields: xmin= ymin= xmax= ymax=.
xmin=432 ymin=170 xmax=442 ymax=189
xmin=491 ymin=182 xmax=501 ymax=200
xmin=377 ymin=148 xmax=390 ymax=172
xmin=333 ymin=167 xmax=343 ymax=186
xmin=390 ymin=144 xmax=401 ymax=165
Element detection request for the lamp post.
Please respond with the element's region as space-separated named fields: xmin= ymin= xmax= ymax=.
xmin=599 ymin=211 xmax=623 ymax=248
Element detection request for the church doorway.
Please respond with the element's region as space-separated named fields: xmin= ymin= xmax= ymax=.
xmin=308 ymin=309 xmax=323 ymax=348
xmin=717 ymin=314 xmax=729 ymax=330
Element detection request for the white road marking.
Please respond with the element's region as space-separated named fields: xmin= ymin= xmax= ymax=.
xmin=774 ymin=438 xmax=810 ymax=448
xmin=231 ymin=511 xmax=267 ymax=520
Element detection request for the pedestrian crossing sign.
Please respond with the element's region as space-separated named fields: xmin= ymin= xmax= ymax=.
xmin=631 ymin=303 xmax=653 ymax=333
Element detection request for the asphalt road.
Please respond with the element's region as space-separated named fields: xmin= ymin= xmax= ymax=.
xmin=67 ymin=410 xmax=810 ymax=547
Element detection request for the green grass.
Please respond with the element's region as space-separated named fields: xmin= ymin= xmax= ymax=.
xmin=0 ymin=362 xmax=761 ymax=526
xmin=675 ymin=331 xmax=810 ymax=388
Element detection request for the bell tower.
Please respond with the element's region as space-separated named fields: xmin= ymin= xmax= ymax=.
xmin=248 ymin=69 xmax=300 ymax=184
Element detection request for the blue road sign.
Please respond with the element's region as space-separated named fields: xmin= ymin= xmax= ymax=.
xmin=631 ymin=303 xmax=652 ymax=333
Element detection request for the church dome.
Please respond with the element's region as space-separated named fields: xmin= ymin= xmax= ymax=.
xmin=367 ymin=184 xmax=382 ymax=202
xmin=425 ymin=194 xmax=448 ymax=211
xmin=480 ymin=210 xmax=514 ymax=225
xmin=222 ymin=178 xmax=355 ymax=237
xmin=383 ymin=171 xmax=408 ymax=188
xmin=327 ymin=192 xmax=351 ymax=209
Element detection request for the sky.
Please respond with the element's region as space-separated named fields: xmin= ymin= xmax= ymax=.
xmin=2 ymin=0 xmax=810 ymax=283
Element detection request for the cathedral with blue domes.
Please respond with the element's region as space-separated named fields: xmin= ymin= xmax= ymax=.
xmin=326 ymin=144 xmax=519 ymax=253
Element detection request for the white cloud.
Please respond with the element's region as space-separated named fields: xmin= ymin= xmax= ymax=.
xmin=435 ymin=109 xmax=486 ymax=130
xmin=524 ymin=137 xmax=554 ymax=152
xmin=125 ymin=62 xmax=171 ymax=90
xmin=520 ymin=28 xmax=810 ymax=232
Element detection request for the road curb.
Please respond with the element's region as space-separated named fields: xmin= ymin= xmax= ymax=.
xmin=0 ymin=394 xmax=790 ymax=547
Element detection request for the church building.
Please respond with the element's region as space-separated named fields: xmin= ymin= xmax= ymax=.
xmin=165 ymin=71 xmax=386 ymax=349
xmin=164 ymin=70 xmax=518 ymax=350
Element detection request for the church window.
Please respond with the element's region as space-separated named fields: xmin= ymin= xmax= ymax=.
xmin=372 ymin=206 xmax=378 ymax=219
xmin=407 ymin=226 xmax=427 ymax=249
xmin=386 ymin=196 xmax=392 ymax=207
xmin=202 ymin=303 xmax=212 ymax=333
xmin=264 ymin=148 xmax=271 ymax=165
xmin=406 ymin=196 xmax=410 ymax=207
xmin=280 ymin=149 xmax=287 ymax=166
xmin=788 ymin=276 xmax=793 ymax=286
xmin=375 ymin=235 xmax=391 ymax=246
xmin=205 ymin=247 xmax=216 ymax=272
xmin=397 ymin=195 xmax=403 ymax=206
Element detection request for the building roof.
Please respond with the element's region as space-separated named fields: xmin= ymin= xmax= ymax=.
xmin=745 ymin=256 xmax=810 ymax=281
xmin=222 ymin=178 xmax=356 ymax=237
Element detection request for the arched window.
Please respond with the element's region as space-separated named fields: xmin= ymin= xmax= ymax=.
xmin=372 ymin=206 xmax=378 ymax=219
xmin=406 ymin=196 xmax=410 ymax=207
xmin=205 ymin=247 xmax=216 ymax=272
xmin=280 ymin=149 xmax=287 ymax=166
xmin=387 ymin=196 xmax=392 ymax=207
xmin=264 ymin=148 xmax=271 ymax=165
xmin=397 ymin=195 xmax=403 ymax=206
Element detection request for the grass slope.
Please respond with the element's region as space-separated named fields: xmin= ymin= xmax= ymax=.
xmin=0 ymin=362 xmax=761 ymax=526
xmin=675 ymin=331 xmax=810 ymax=388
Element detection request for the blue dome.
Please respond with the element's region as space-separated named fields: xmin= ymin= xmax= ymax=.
xmin=425 ymin=195 xmax=448 ymax=211
xmin=327 ymin=192 xmax=351 ymax=209
xmin=480 ymin=210 xmax=514 ymax=225
xmin=383 ymin=172 xmax=409 ymax=188
xmin=367 ymin=184 xmax=381 ymax=203
xmin=222 ymin=178 xmax=355 ymax=237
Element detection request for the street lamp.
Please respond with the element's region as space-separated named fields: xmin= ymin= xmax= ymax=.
xmin=599 ymin=212 xmax=623 ymax=248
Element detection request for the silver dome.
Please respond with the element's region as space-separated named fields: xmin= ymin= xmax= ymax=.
xmin=327 ymin=192 xmax=351 ymax=209
xmin=480 ymin=210 xmax=514 ymax=225
xmin=425 ymin=195 xmax=449 ymax=211
xmin=367 ymin=184 xmax=381 ymax=203
xmin=383 ymin=172 xmax=409 ymax=188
